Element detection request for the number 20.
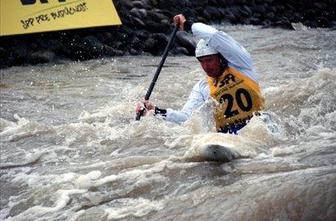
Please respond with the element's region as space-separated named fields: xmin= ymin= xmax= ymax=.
xmin=220 ymin=88 xmax=253 ymax=118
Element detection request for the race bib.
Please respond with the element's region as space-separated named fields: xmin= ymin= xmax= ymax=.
xmin=208 ymin=67 xmax=264 ymax=131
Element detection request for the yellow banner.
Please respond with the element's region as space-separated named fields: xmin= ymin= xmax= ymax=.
xmin=0 ymin=0 xmax=122 ymax=36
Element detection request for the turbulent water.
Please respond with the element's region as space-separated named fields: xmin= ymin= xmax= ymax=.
xmin=1 ymin=25 xmax=335 ymax=221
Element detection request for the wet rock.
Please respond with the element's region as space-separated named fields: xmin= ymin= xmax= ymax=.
xmin=12 ymin=41 xmax=29 ymax=60
xmin=303 ymin=20 xmax=317 ymax=28
xmin=160 ymin=19 xmax=171 ymax=29
xmin=82 ymin=36 xmax=105 ymax=55
xmin=174 ymin=46 xmax=190 ymax=55
xmin=134 ymin=30 xmax=150 ymax=40
xmin=224 ymin=8 xmax=238 ymax=23
xmin=330 ymin=21 xmax=336 ymax=30
xmin=28 ymin=50 xmax=55 ymax=64
xmin=255 ymin=4 xmax=266 ymax=14
xmin=129 ymin=48 xmax=142 ymax=55
xmin=0 ymin=46 xmax=5 ymax=56
xmin=240 ymin=6 xmax=253 ymax=17
xmin=133 ymin=0 xmax=151 ymax=9
xmin=147 ymin=10 xmax=168 ymax=23
xmin=133 ymin=17 xmax=146 ymax=28
xmin=230 ymin=6 xmax=244 ymax=22
xmin=265 ymin=12 xmax=275 ymax=20
xmin=317 ymin=16 xmax=329 ymax=28
xmin=130 ymin=36 xmax=143 ymax=52
xmin=47 ymin=39 xmax=64 ymax=53
xmin=119 ymin=0 xmax=133 ymax=9
xmin=143 ymin=33 xmax=168 ymax=55
xmin=274 ymin=18 xmax=293 ymax=30
xmin=130 ymin=8 xmax=147 ymax=19
xmin=250 ymin=17 xmax=261 ymax=25
xmin=208 ymin=0 xmax=219 ymax=6
xmin=0 ymin=47 xmax=8 ymax=68
xmin=204 ymin=6 xmax=222 ymax=20
xmin=176 ymin=31 xmax=196 ymax=55
xmin=104 ymin=45 xmax=124 ymax=56
xmin=146 ymin=20 xmax=164 ymax=33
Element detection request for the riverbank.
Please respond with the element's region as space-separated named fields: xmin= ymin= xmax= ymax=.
xmin=0 ymin=0 xmax=335 ymax=69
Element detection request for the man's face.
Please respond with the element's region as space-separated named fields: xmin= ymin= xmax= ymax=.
xmin=198 ymin=54 xmax=222 ymax=78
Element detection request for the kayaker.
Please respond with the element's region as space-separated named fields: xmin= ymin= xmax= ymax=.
xmin=136 ymin=14 xmax=264 ymax=134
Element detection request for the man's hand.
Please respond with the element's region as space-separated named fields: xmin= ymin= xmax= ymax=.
xmin=173 ymin=14 xmax=186 ymax=31
xmin=135 ymin=100 xmax=155 ymax=117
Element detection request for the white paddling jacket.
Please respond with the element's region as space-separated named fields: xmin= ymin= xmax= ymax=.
xmin=164 ymin=23 xmax=261 ymax=129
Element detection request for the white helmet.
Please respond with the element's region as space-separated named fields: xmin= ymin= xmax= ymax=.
xmin=195 ymin=39 xmax=218 ymax=58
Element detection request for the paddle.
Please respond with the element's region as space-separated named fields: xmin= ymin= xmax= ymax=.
xmin=135 ymin=25 xmax=179 ymax=121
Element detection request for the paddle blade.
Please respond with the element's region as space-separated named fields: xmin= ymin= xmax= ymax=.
xmin=135 ymin=108 xmax=145 ymax=121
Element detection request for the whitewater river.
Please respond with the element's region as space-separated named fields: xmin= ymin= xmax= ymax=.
xmin=1 ymin=25 xmax=335 ymax=221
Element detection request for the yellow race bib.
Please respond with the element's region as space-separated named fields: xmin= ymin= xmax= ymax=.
xmin=208 ymin=67 xmax=264 ymax=131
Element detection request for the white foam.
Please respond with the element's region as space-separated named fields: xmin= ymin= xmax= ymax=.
xmin=0 ymin=118 xmax=16 ymax=132
xmin=183 ymin=132 xmax=261 ymax=161
xmin=74 ymin=170 xmax=102 ymax=189
xmin=291 ymin=22 xmax=308 ymax=31
xmin=12 ymin=171 xmax=77 ymax=187
xmin=6 ymin=189 xmax=87 ymax=221
xmin=105 ymin=198 xmax=164 ymax=220
xmin=0 ymin=115 xmax=52 ymax=142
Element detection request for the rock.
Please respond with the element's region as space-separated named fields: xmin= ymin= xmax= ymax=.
xmin=129 ymin=48 xmax=142 ymax=55
xmin=143 ymin=33 xmax=168 ymax=55
xmin=240 ymin=6 xmax=253 ymax=17
xmin=143 ymin=37 xmax=157 ymax=54
xmin=134 ymin=30 xmax=150 ymax=40
xmin=146 ymin=20 xmax=164 ymax=33
xmin=147 ymin=10 xmax=168 ymax=22
xmin=129 ymin=35 xmax=143 ymax=51
xmin=204 ymin=6 xmax=222 ymax=20
xmin=223 ymin=8 xmax=237 ymax=23
xmin=0 ymin=47 xmax=6 ymax=59
xmin=47 ymin=39 xmax=64 ymax=53
xmin=0 ymin=47 xmax=8 ymax=68
xmin=329 ymin=21 xmax=336 ymax=30
xmin=160 ymin=19 xmax=171 ymax=28
xmin=82 ymin=36 xmax=105 ymax=55
xmin=132 ymin=17 xmax=146 ymax=28
xmin=230 ymin=6 xmax=244 ymax=22
xmin=274 ymin=18 xmax=293 ymax=30
xmin=265 ymin=12 xmax=275 ymax=20
xmin=176 ymin=31 xmax=196 ymax=55
xmin=130 ymin=8 xmax=147 ymax=19
xmin=174 ymin=46 xmax=190 ymax=55
xmin=250 ymin=17 xmax=261 ymax=25
xmin=317 ymin=16 xmax=329 ymax=27
xmin=133 ymin=0 xmax=150 ymax=9
xmin=208 ymin=0 xmax=219 ymax=6
xmin=313 ymin=2 xmax=327 ymax=10
xmin=304 ymin=20 xmax=317 ymax=28
xmin=104 ymin=45 xmax=124 ymax=56
xmin=255 ymin=4 xmax=266 ymax=14
xmin=28 ymin=50 xmax=55 ymax=64
xmin=119 ymin=0 xmax=133 ymax=9
xmin=12 ymin=41 xmax=29 ymax=60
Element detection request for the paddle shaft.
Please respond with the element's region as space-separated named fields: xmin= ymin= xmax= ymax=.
xmin=136 ymin=25 xmax=178 ymax=120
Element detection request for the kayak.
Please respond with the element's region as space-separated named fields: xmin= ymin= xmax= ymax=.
xmin=198 ymin=143 xmax=241 ymax=162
